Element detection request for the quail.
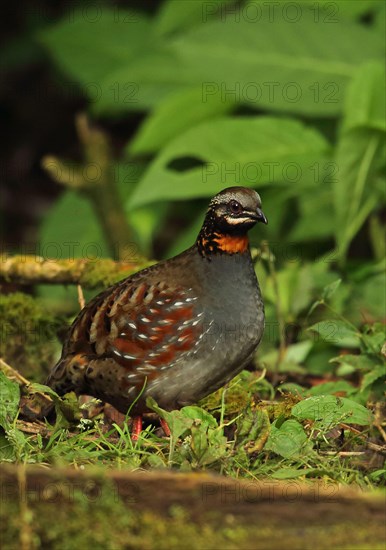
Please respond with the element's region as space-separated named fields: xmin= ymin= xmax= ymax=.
xmin=46 ymin=186 xmax=267 ymax=438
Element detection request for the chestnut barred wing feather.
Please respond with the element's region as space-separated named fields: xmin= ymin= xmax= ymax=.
xmin=69 ymin=281 xmax=204 ymax=376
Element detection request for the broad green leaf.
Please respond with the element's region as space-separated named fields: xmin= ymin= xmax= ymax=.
xmin=155 ymin=0 xmax=234 ymax=36
xmin=38 ymin=5 xmax=384 ymax=117
xmin=351 ymin=272 xmax=386 ymax=321
xmin=38 ymin=9 xmax=154 ymax=89
xmin=328 ymin=0 xmax=384 ymax=18
xmin=129 ymin=117 xmax=329 ymax=208
xmin=246 ymin=0 xmax=383 ymax=20
xmin=285 ymin=341 xmax=313 ymax=363
xmin=307 ymin=381 xmax=355 ymax=397
xmin=333 ymin=129 xmax=385 ymax=262
xmin=259 ymin=346 xmax=307 ymax=374
xmin=331 ymin=353 xmax=379 ymax=372
xmin=308 ymin=320 xmax=361 ymax=347
xmin=0 ymin=373 xmax=20 ymax=429
xmin=97 ymin=49 xmax=193 ymax=113
xmin=333 ymin=62 xmax=386 ymax=263
xmin=38 ymin=9 xmax=157 ymax=112
xmin=181 ymin=406 xmax=218 ymax=428
xmin=361 ymin=365 xmax=386 ymax=392
xmin=190 ymin=423 xmax=227 ymax=466
xmin=146 ymin=397 xmax=193 ymax=440
xmin=306 ymin=346 xmax=339 ymax=375
xmin=292 ymin=395 xmax=373 ymax=426
xmin=265 ymin=419 xmax=309 ymax=458
xmin=171 ymin=7 xmax=384 ymax=116
xmin=128 ymin=87 xmax=235 ymax=155
xmin=344 ymin=62 xmax=386 ymax=132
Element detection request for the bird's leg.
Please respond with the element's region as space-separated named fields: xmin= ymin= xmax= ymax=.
xmin=160 ymin=417 xmax=171 ymax=437
xmin=131 ymin=415 xmax=143 ymax=441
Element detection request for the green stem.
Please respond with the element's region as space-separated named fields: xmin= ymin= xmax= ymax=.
xmin=263 ymin=242 xmax=286 ymax=379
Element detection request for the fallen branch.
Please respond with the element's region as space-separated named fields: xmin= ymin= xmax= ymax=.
xmin=0 ymin=255 xmax=151 ymax=289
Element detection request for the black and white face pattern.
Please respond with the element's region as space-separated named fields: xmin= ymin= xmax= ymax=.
xmin=209 ymin=186 xmax=267 ymax=232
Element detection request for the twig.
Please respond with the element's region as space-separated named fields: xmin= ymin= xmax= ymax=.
xmin=42 ymin=113 xmax=134 ymax=260
xmin=373 ymin=402 xmax=386 ymax=443
xmin=340 ymin=423 xmax=386 ymax=455
xmin=319 ymin=451 xmax=366 ymax=457
xmin=77 ymin=284 xmax=85 ymax=309
xmin=0 ymin=358 xmax=30 ymax=387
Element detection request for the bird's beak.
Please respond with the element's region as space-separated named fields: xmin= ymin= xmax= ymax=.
xmin=256 ymin=208 xmax=268 ymax=225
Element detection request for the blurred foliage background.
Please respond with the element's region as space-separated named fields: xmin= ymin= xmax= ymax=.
xmin=1 ymin=0 xmax=385 ymax=396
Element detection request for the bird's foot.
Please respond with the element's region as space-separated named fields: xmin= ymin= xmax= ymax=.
xmin=131 ymin=415 xmax=143 ymax=441
xmin=130 ymin=415 xmax=171 ymax=440
xmin=160 ymin=417 xmax=171 ymax=437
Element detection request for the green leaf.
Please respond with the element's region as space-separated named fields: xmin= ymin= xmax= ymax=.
xmin=128 ymin=87 xmax=235 ymax=155
xmin=129 ymin=117 xmax=329 ymax=208
xmin=307 ymin=381 xmax=355 ymax=397
xmin=331 ymin=353 xmax=379 ymax=372
xmin=271 ymin=467 xmax=316 ymax=480
xmin=333 ymin=62 xmax=386 ymax=263
xmin=155 ymin=0 xmax=234 ymax=36
xmin=361 ymin=365 xmax=386 ymax=392
xmin=334 ymin=130 xmax=385 ymax=262
xmin=146 ymin=397 xmax=193 ymax=440
xmin=292 ymin=395 xmax=373 ymax=426
xmin=38 ymin=5 xmax=384 ymax=117
xmin=172 ymin=7 xmax=384 ymax=116
xmin=0 ymin=372 xmax=20 ymax=430
xmin=285 ymin=341 xmax=313 ymax=363
xmin=265 ymin=419 xmax=309 ymax=458
xmin=38 ymin=9 xmax=157 ymax=112
xmin=322 ymin=279 xmax=342 ymax=301
xmin=344 ymin=62 xmax=386 ymax=132
xmin=27 ymin=382 xmax=60 ymax=399
xmin=247 ymin=0 xmax=383 ymax=21
xmin=190 ymin=423 xmax=227 ymax=466
xmin=308 ymin=320 xmax=361 ymax=347
xmin=181 ymin=406 xmax=218 ymax=428
xmin=28 ymin=383 xmax=71 ymax=428
xmin=329 ymin=0 xmax=384 ymax=18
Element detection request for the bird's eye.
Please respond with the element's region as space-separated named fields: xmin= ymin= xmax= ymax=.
xmin=229 ymin=200 xmax=242 ymax=215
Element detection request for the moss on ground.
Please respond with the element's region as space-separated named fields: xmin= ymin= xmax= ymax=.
xmin=0 ymin=293 xmax=62 ymax=380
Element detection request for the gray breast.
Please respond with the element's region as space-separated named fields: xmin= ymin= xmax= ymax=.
xmin=146 ymin=251 xmax=265 ymax=408
xmin=200 ymin=252 xmax=264 ymax=359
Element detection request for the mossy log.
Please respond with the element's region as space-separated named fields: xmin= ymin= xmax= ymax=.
xmin=0 ymin=256 xmax=151 ymax=289
xmin=1 ymin=464 xmax=384 ymax=550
